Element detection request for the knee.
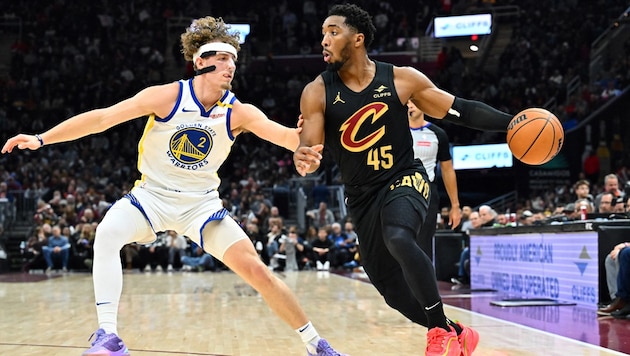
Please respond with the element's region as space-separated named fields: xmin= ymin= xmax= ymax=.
xmin=241 ymin=260 xmax=276 ymax=290
xmin=382 ymin=226 xmax=414 ymax=254
xmin=93 ymin=222 xmax=131 ymax=253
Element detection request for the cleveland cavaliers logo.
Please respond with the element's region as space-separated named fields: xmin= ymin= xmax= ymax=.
xmin=169 ymin=128 xmax=212 ymax=164
xmin=339 ymin=102 xmax=388 ymax=152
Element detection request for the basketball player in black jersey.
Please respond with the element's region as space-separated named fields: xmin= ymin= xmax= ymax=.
xmin=293 ymin=4 xmax=516 ymax=355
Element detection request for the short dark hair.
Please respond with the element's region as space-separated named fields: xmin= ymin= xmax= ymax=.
xmin=328 ymin=4 xmax=376 ymax=49
xmin=573 ymin=179 xmax=590 ymax=190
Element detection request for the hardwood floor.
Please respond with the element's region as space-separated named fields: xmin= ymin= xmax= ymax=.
xmin=0 ymin=270 xmax=627 ymax=355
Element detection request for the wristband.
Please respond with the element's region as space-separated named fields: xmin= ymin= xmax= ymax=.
xmin=35 ymin=134 xmax=44 ymax=147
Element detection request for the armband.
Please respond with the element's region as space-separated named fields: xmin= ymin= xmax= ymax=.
xmin=35 ymin=134 xmax=44 ymax=147
xmin=442 ymin=97 xmax=513 ymax=132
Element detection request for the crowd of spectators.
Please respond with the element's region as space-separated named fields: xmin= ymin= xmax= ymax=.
xmin=0 ymin=1 xmax=629 ymax=273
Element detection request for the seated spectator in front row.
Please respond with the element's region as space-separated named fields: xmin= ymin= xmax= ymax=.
xmin=181 ymin=241 xmax=216 ymax=272
xmin=266 ymin=220 xmax=287 ymax=270
xmin=478 ymin=205 xmax=497 ymax=227
xmin=278 ymin=226 xmax=307 ymax=272
xmin=598 ymin=201 xmax=630 ymax=316
xmin=329 ymin=222 xmax=357 ymax=269
xmin=598 ymin=243 xmax=630 ymax=319
xmin=452 ymin=211 xmax=483 ymax=286
xmin=166 ymin=230 xmax=187 ymax=272
xmin=597 ymin=191 xmax=616 ymax=214
xmin=311 ymin=227 xmax=333 ymax=271
xmin=43 ymin=225 xmax=71 ymax=273
xmin=140 ymin=231 xmax=168 ymax=272
xmin=21 ymin=226 xmax=48 ymax=272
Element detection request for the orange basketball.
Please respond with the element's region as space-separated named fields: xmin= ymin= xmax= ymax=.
xmin=506 ymin=108 xmax=564 ymax=165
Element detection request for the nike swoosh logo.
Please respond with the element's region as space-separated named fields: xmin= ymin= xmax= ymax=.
xmin=96 ymin=302 xmax=112 ymax=306
xmin=448 ymin=108 xmax=461 ymax=117
xmin=182 ymin=107 xmax=196 ymax=112
xmin=298 ymin=325 xmax=310 ymax=333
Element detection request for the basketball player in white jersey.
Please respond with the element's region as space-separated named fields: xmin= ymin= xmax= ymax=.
xmin=2 ymin=16 xmax=343 ymax=356
xmin=407 ymin=100 xmax=461 ymax=259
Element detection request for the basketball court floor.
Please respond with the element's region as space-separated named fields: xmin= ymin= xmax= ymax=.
xmin=0 ymin=269 xmax=628 ymax=355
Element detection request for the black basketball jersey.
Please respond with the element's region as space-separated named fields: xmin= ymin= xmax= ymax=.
xmin=322 ymin=61 xmax=415 ymax=191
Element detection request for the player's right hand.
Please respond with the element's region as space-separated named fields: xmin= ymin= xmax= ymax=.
xmin=2 ymin=134 xmax=42 ymax=153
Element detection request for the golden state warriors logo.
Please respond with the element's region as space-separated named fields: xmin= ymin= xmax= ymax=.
xmin=340 ymin=102 xmax=388 ymax=152
xmin=169 ymin=128 xmax=212 ymax=165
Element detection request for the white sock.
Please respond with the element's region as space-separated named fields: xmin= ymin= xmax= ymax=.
xmin=91 ymin=202 xmax=138 ymax=335
xmin=93 ymin=241 xmax=124 ymax=335
xmin=295 ymin=321 xmax=321 ymax=353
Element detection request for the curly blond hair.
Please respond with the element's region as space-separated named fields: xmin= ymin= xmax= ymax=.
xmin=180 ymin=16 xmax=241 ymax=62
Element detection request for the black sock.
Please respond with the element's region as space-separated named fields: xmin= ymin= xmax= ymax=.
xmin=425 ymin=301 xmax=450 ymax=331
xmin=447 ymin=319 xmax=463 ymax=335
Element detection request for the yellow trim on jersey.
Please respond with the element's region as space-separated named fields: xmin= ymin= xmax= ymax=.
xmin=215 ymin=92 xmax=233 ymax=109
xmin=134 ymin=114 xmax=157 ymax=187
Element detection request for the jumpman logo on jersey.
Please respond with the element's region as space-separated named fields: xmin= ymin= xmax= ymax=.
xmin=333 ymin=92 xmax=346 ymax=105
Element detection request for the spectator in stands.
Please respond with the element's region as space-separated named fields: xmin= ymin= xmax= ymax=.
xmin=246 ymin=223 xmax=267 ymax=264
xmin=459 ymin=206 xmax=473 ymax=232
xmin=279 ymin=226 xmax=306 ymax=271
xmin=306 ymin=201 xmax=336 ymax=230
xmin=21 ymin=226 xmax=48 ymax=272
xmin=311 ymin=227 xmax=333 ymax=271
xmin=573 ymin=179 xmax=593 ymax=202
xmin=595 ymin=174 xmax=626 ymax=211
xmin=34 ymin=201 xmax=59 ymax=226
xmin=599 ymin=199 xmax=630 ymax=315
xmin=519 ymin=210 xmax=535 ymax=226
xmin=343 ymin=220 xmax=358 ymax=243
xmin=478 ymin=205 xmax=497 ymax=226
xmin=166 ymin=230 xmax=187 ymax=272
xmin=599 ymin=240 xmax=628 ymax=315
xmin=42 ymin=225 xmax=71 ymax=273
xmin=140 ymin=231 xmax=168 ymax=272
xmin=266 ymin=219 xmax=287 ymax=270
xmin=328 ymin=222 xmax=355 ymax=269
xmin=598 ymin=241 xmax=630 ymax=319
xmin=494 ymin=213 xmax=509 ymax=227
xmin=573 ymin=198 xmax=595 ymax=220
xmin=597 ymin=192 xmax=616 ymax=214
xmin=121 ymin=244 xmax=140 ymax=272
xmin=304 ymin=225 xmax=319 ymax=244
xmin=451 ymin=211 xmax=483 ymax=286
xmin=262 ymin=205 xmax=284 ymax=236
xmin=72 ymin=223 xmax=95 ymax=271
xmin=181 ymin=241 xmax=216 ymax=272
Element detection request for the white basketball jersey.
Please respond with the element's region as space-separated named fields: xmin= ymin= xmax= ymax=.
xmin=136 ymin=79 xmax=236 ymax=192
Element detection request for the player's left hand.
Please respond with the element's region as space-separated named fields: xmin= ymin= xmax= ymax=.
xmin=294 ymin=144 xmax=323 ymax=177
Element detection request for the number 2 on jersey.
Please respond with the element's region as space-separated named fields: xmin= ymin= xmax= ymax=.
xmin=367 ymin=145 xmax=393 ymax=170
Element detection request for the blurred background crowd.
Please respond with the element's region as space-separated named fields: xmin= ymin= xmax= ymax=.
xmin=0 ymin=0 xmax=628 ymax=273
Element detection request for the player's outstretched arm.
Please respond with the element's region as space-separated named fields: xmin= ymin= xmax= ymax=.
xmin=2 ymin=84 xmax=175 ymax=154
xmin=231 ymin=101 xmax=302 ymax=152
xmin=396 ymin=66 xmax=513 ymax=132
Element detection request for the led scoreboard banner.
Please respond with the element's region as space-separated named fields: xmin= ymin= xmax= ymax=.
xmin=469 ymin=231 xmax=598 ymax=307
